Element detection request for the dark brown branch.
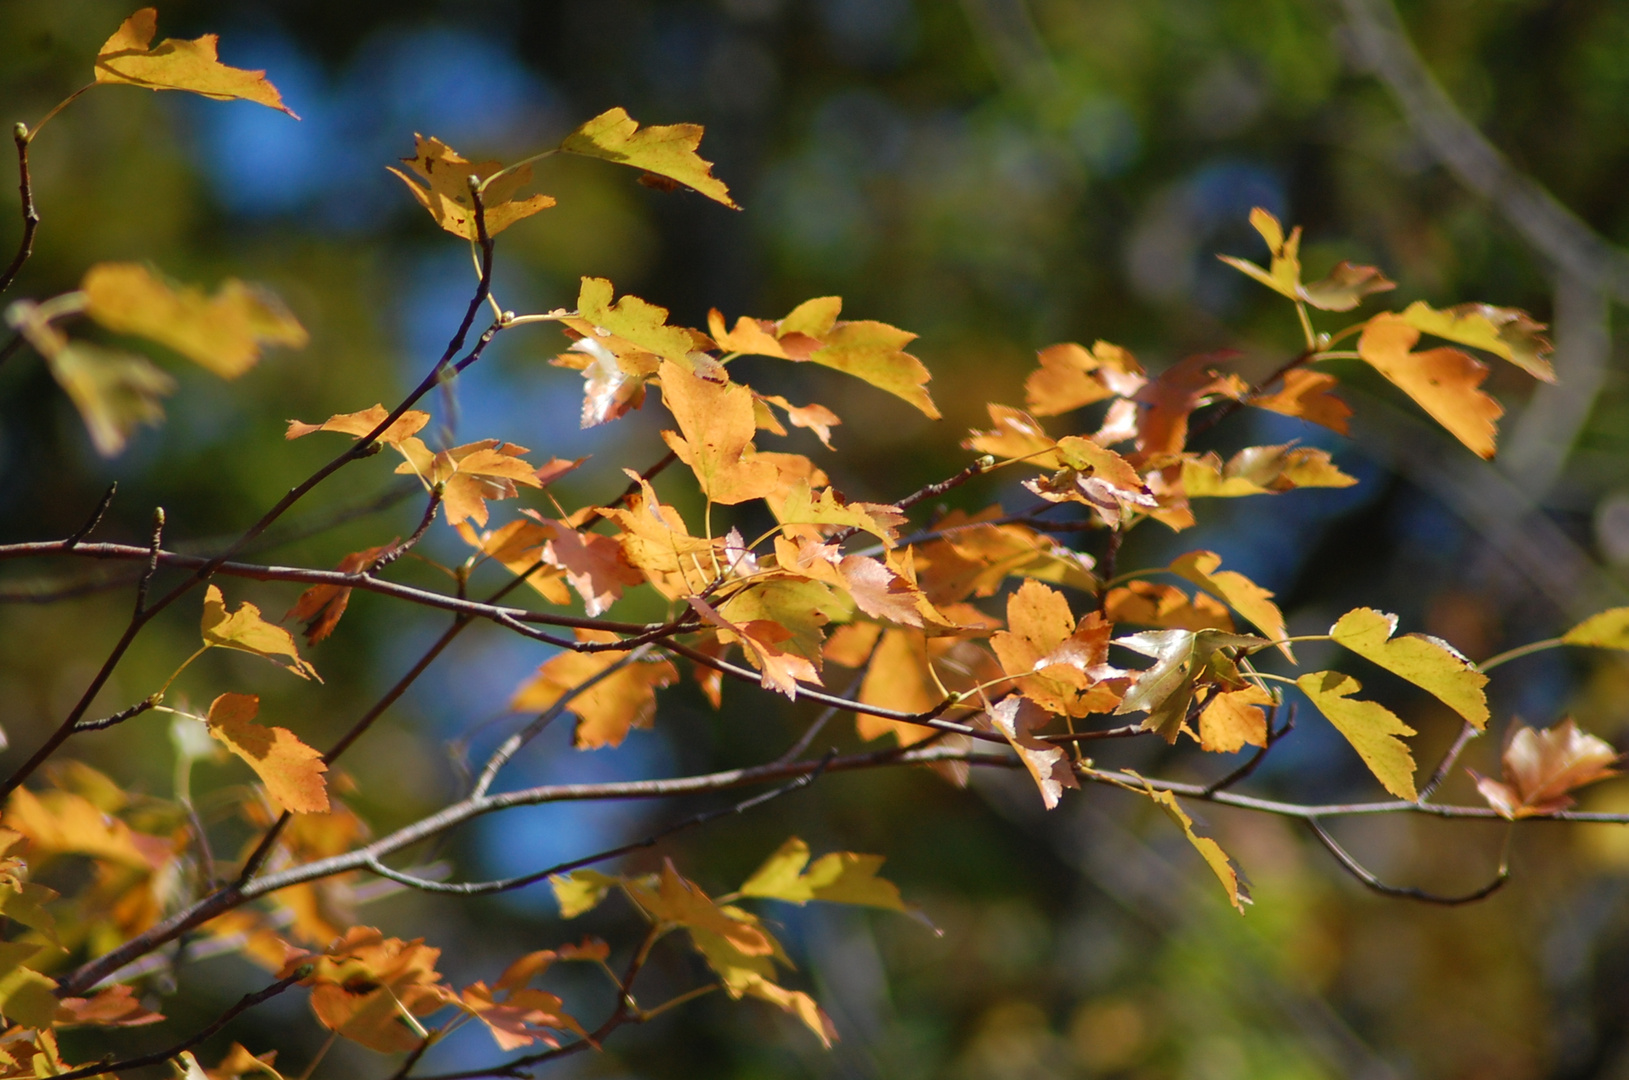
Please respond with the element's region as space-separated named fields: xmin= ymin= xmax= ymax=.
xmin=828 ymin=457 xmax=994 ymax=545
xmin=133 ymin=507 xmax=165 ymax=615
xmin=1305 ymin=818 xmax=1509 ymax=905
xmin=52 ymin=970 xmax=305 ymax=1080
xmin=0 ymin=123 xmax=39 ymax=296
xmin=65 ymin=483 xmax=117 ymax=548
xmin=368 ymin=490 xmax=442 ymax=574
xmin=73 ymin=698 xmax=155 ymax=733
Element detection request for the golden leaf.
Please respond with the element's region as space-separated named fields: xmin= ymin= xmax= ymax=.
xmin=95 ymin=8 xmax=297 ymax=116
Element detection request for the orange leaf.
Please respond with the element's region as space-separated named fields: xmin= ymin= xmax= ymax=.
xmin=387 ymin=134 xmax=555 ymax=238
xmin=1246 ymin=369 xmax=1351 ymax=434
xmin=284 ymin=543 xmax=395 ymax=645
xmin=1197 ymin=685 xmax=1272 ymax=754
xmin=1104 ymin=581 xmax=1234 ymax=632
xmin=690 ymin=597 xmax=820 ymax=699
xmin=599 ymin=473 xmax=719 ymax=598
xmin=509 ymin=630 xmax=678 ymax=749
xmin=54 ymin=983 xmax=164 ymax=1028
xmin=1133 ymin=353 xmax=1247 ymax=457
xmin=455 ymin=519 xmax=573 ymax=606
xmin=991 ymin=581 xmax=1125 ymax=717
xmin=206 ymin=694 xmax=329 ymax=814
xmin=394 ymin=439 xmax=543 ymax=527
xmin=289 ymin=927 xmax=454 ymax=1054
xmin=1168 ymin=551 xmax=1292 ymax=660
xmin=658 ymin=359 xmax=779 ymax=504
xmin=1022 ymin=435 xmax=1157 ymax=528
xmin=1024 ymin=341 xmax=1146 ymax=417
xmin=202 ymin=585 xmax=319 ymax=680
xmin=1473 ymin=719 xmax=1620 ymax=819
xmin=1358 ymin=313 xmax=1503 ymax=459
xmin=285 ymin=404 xmax=429 ymax=446
xmin=95 ymin=8 xmax=297 ymax=116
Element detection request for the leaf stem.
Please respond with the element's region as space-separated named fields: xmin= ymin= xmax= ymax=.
xmin=1476 ymin=637 xmax=1564 ymax=673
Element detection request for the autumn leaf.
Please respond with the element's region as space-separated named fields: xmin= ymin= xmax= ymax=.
xmin=964 ymin=404 xmax=1058 ymax=463
xmin=992 ymin=581 xmax=1125 ymax=717
xmin=45 ymin=340 xmax=175 ymax=457
xmin=1296 ymin=671 xmax=1418 ymax=800
xmin=394 ymin=438 xmax=543 ymax=527
xmin=550 ymin=869 xmax=622 ymax=919
xmin=509 ymin=630 xmax=678 ymax=749
xmin=1358 ymin=313 xmax=1503 ymax=459
xmin=388 ymin=134 xmax=555 ymax=238
xmin=658 ymin=359 xmax=780 ymax=504
xmin=287 ymin=928 xmax=454 ymax=1054
xmin=1181 ymin=445 xmax=1356 ymax=499
xmin=856 ymin=627 xmax=942 ymax=746
xmin=4 ymin=787 xmax=158 ymax=869
xmin=1561 ymin=608 xmax=1629 ymax=650
xmin=912 ymin=509 xmax=1098 ymax=601
xmin=82 ymin=263 xmax=307 ymax=378
xmin=1247 ymin=369 xmax=1351 ymax=434
xmin=1328 ymin=607 xmax=1489 ymax=728
xmin=806 ymin=318 xmax=939 ymax=419
xmin=455 ymin=519 xmax=573 ymax=606
xmin=1473 ymin=718 xmax=1620 ymax=818
xmin=54 ymin=982 xmax=164 ymax=1028
xmin=560 ymin=107 xmax=738 ymax=208
xmin=1298 ymin=260 xmax=1397 ymax=312
xmin=574 ymin=277 xmax=711 ymax=366
xmin=1132 ymin=775 xmax=1250 ymax=912
xmin=554 ymin=334 xmax=655 ymax=428
xmin=1398 ymin=300 xmax=1555 ymax=383
xmin=1114 ymin=628 xmax=1269 ymax=742
xmin=1198 ymin=685 xmax=1272 ymax=754
xmin=284 ymin=404 xmax=430 ymax=446
xmin=529 ymin=515 xmax=644 ymax=615
xmin=202 ymin=585 xmax=319 ymax=680
xmin=986 ymin=695 xmax=1080 ymax=809
xmin=199 ymin=1044 xmax=284 ymax=1080
xmin=718 ymin=577 xmax=846 ymax=674
xmin=1024 ymin=341 xmax=1147 ymax=417
xmin=1104 ymin=582 xmax=1234 ymax=633
xmin=0 ymin=961 xmax=61 ymax=1030
xmin=1217 ymin=207 xmax=1393 ymax=311
xmin=205 ymin=694 xmax=329 ymax=814
xmin=1169 ymin=551 xmax=1293 ymax=660
xmin=284 ymin=543 xmax=394 ymax=645
xmin=691 ymin=595 xmax=821 ymax=699
xmin=600 ymin=473 xmax=719 ymax=598
xmin=1023 ymin=434 xmax=1158 ymax=527
xmin=756 ymin=393 xmax=842 ymax=449
xmin=95 ymin=8 xmax=297 ymax=116
xmin=776 ymin=481 xmax=904 ymax=547
xmin=1133 ymin=352 xmax=1248 ymax=456
xmin=739 ymin=836 xmax=914 ymax=912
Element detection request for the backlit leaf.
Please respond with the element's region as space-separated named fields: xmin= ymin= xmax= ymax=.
xmin=1115 ymin=628 xmax=1268 ymax=742
xmin=1198 ymin=685 xmax=1272 ymax=754
xmin=1358 ymin=313 xmax=1503 ymax=459
xmin=740 ymin=837 xmax=913 ymax=911
xmin=388 ymin=135 xmax=555 ymax=238
xmin=202 ymin=585 xmax=319 ymax=680
xmin=1104 ymin=581 xmax=1235 ymax=632
xmin=1329 ymin=607 xmax=1489 ymax=728
xmin=288 ymin=927 xmax=454 ymax=1054
xmin=45 ymin=341 xmax=174 ymax=458
xmin=54 ymin=982 xmax=164 ymax=1028
xmin=1473 ymin=718 xmax=1620 ymax=818
xmin=691 ymin=596 xmax=820 ymax=699
xmin=1296 ymin=671 xmax=1418 ymax=799
xmin=1133 ymin=353 xmax=1247 ymax=456
xmin=284 ymin=404 xmax=430 ymax=446
xmin=1022 ymin=434 xmax=1158 ymax=528
xmin=659 ymin=359 xmax=780 ymax=504
xmin=1562 ymin=608 xmax=1629 ymax=650
xmin=1398 ymin=300 xmax=1554 ymax=382
xmin=394 ymin=438 xmax=543 ymax=527
xmin=1298 ymin=260 xmax=1396 ymax=312
xmin=560 ymin=107 xmax=738 ymax=208
xmin=776 ymin=481 xmax=903 ymax=547
xmin=95 ymin=8 xmax=297 ymax=116
xmin=509 ymin=630 xmax=678 ymax=749
xmin=992 ymin=581 xmax=1125 ymax=717
xmin=600 ymin=473 xmax=719 ymax=598
xmin=1216 ymin=207 xmax=1301 ymax=301
xmin=856 ymin=627 xmax=942 ymax=746
xmin=1247 ymin=369 xmax=1351 ymax=434
xmin=550 ymin=869 xmax=622 ymax=919
xmin=807 ymin=318 xmax=939 ymax=419
xmin=205 ymin=693 xmax=329 ymax=814
xmin=576 ymin=277 xmax=710 ymax=366
xmin=1024 ymin=341 xmax=1146 ymax=417
xmin=986 ymin=695 xmax=1079 ymax=809
xmin=454 ymin=519 xmax=573 ymax=607
xmin=1169 ymin=551 xmax=1292 ymax=660
xmin=1133 ymin=776 xmax=1250 ymax=912
xmin=1182 ymin=445 xmax=1356 ymax=499
xmin=82 ymin=263 xmax=307 ymax=378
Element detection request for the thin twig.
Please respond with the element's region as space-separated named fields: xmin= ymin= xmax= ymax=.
xmin=1305 ymin=818 xmax=1509 ymax=905
xmin=65 ymin=483 xmax=117 ymax=548
xmin=133 ymin=508 xmax=165 ymax=615
xmin=369 ymin=489 xmax=442 ymax=574
xmin=0 ymin=123 xmax=39 ymax=296
xmin=1418 ymin=720 xmax=1478 ymax=802
xmin=72 ymin=698 xmax=155 ymax=733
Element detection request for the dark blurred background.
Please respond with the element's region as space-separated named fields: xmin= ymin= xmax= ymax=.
xmin=3 ymin=0 xmax=1629 ymax=1076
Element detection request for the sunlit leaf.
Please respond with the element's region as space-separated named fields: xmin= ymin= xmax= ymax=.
xmin=1169 ymin=551 xmax=1293 ymax=660
xmin=1216 ymin=207 xmax=1393 ymax=312
xmin=1024 ymin=341 xmax=1146 ymax=417
xmin=199 ymin=1043 xmax=284 ymax=1080
xmin=1132 ymin=775 xmax=1250 ymax=912
xmin=1114 ymin=628 xmax=1268 ymax=742
xmin=740 ymin=836 xmax=914 ymax=911
xmin=1133 ymin=353 xmax=1247 ymax=456
xmin=205 ymin=693 xmax=329 ymax=814
xmin=1198 ymin=685 xmax=1272 ymax=754
xmin=1398 ymin=300 xmax=1554 ymax=382
xmin=1104 ymin=581 xmax=1235 ymax=633
xmin=54 ymin=983 xmax=164 ymax=1028
xmin=806 ymin=318 xmax=939 ymax=419
xmin=509 ymin=630 xmax=678 ymax=749
xmin=388 ymin=134 xmax=554 ymax=238
xmin=284 ymin=404 xmax=430 ymax=446
xmin=1473 ymin=718 xmax=1620 ymax=818
xmin=1562 ymin=608 xmax=1629 ymax=650
xmin=394 ymin=438 xmax=543 ymax=527
xmin=1181 ymin=445 xmax=1356 ymax=499
xmin=95 ymin=8 xmax=297 ymax=116
xmin=1296 ymin=671 xmax=1418 ymax=800
xmin=561 ymin=107 xmax=738 ymax=208
xmin=992 ymin=581 xmax=1125 ymax=717
xmin=1328 ymin=607 xmax=1489 ymax=728
xmin=284 ymin=543 xmax=394 ymax=645
xmin=45 ymin=340 xmax=175 ymax=458
xmin=1247 ymin=369 xmax=1351 ymax=434
xmin=1358 ymin=313 xmax=1503 ymax=459
xmin=287 ymin=927 xmax=454 ymax=1054
xmin=659 ymin=359 xmax=780 ymax=504
xmin=574 ymin=277 xmax=710 ymax=366
xmin=454 ymin=519 xmax=573 ymax=607
xmin=550 ymin=869 xmax=622 ymax=919
xmin=775 ymin=481 xmax=904 ymax=547
xmin=986 ymin=695 xmax=1079 ymax=809
xmin=691 ymin=595 xmax=821 ymax=699
xmin=202 ymin=585 xmax=319 ymax=680
xmin=82 ymin=263 xmax=307 ymax=378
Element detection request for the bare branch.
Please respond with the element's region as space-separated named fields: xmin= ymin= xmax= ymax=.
xmin=0 ymin=123 xmax=39 ymax=296
xmin=1305 ymin=818 xmax=1509 ymax=905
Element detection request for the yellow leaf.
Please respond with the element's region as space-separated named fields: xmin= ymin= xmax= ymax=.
xmin=550 ymin=869 xmax=622 ymax=919
xmin=1358 ymin=313 xmax=1503 ymax=459
xmin=509 ymin=631 xmax=678 ymax=749
xmin=1133 ymin=776 xmax=1250 ymax=912
xmin=856 ymin=628 xmax=941 ymax=746
xmin=206 ymin=694 xmax=329 ymax=814
xmin=1562 ymin=608 xmax=1629 ymax=650
xmin=1296 ymin=671 xmax=1418 ymax=799
xmin=45 ymin=340 xmax=175 ymax=457
xmin=1328 ymin=607 xmax=1488 ymax=728
xmin=986 ymin=696 xmax=1079 ymax=809
xmin=560 ymin=107 xmax=738 ymax=208
xmin=718 ymin=577 xmax=844 ymax=674
xmin=4 ymin=787 xmax=155 ymax=869
xmin=1198 ymin=685 xmax=1271 ymax=754
xmin=775 ymin=481 xmax=904 ymax=547
xmin=95 ymin=8 xmax=297 ymax=115
xmin=1298 ymin=260 xmax=1396 ymax=312
xmin=740 ymin=837 xmax=912 ymax=912
xmin=1398 ymin=300 xmax=1554 ymax=382
xmin=599 ymin=473 xmax=719 ymax=598
xmin=658 ymin=359 xmax=780 ymax=504
xmin=577 ymin=277 xmax=708 ymax=366
xmin=284 ymin=404 xmax=430 ymax=446
xmin=1181 ymin=445 xmax=1356 ymax=498
xmin=82 ymin=263 xmax=307 ymax=378
xmin=394 ymin=439 xmax=543 ymax=528
xmin=0 ymin=963 xmax=59 ymax=1030
xmin=453 ymin=519 xmax=573 ymax=607
xmin=806 ymin=319 xmax=939 ymax=420
xmin=387 ymin=134 xmax=555 ymax=238
xmin=1168 ymin=551 xmax=1293 ymax=660
xmin=201 ymin=585 xmax=319 ymax=680
xmin=1216 ymin=207 xmax=1394 ymax=312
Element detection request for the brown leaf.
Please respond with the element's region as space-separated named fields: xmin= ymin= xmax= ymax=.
xmin=206 ymin=694 xmax=329 ymax=814
xmin=95 ymin=8 xmax=297 ymax=116
xmin=1298 ymin=260 xmax=1396 ymax=312
xmin=54 ymin=983 xmax=164 ymax=1028
xmin=1473 ymin=719 xmax=1620 ymax=819
xmin=284 ymin=543 xmax=395 ymax=645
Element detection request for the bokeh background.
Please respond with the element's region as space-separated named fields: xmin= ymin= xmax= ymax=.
xmin=3 ymin=0 xmax=1629 ymax=1076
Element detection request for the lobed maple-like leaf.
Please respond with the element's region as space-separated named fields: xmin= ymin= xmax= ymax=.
xmin=1247 ymin=369 xmax=1352 ymax=434
xmin=4 ymin=787 xmax=159 ymax=870
xmin=1180 ymin=445 xmax=1356 ymax=500
xmin=285 ymin=927 xmax=454 ymax=1054
xmin=739 ymin=836 xmax=914 ymax=911
xmin=1473 ymin=718 xmax=1620 ymax=819
xmin=600 ymin=473 xmax=720 ymax=598
xmin=776 ymin=481 xmax=904 ymax=547
xmin=1114 ymin=628 xmax=1269 ymax=742
xmin=1023 ymin=435 xmax=1158 ymax=529
xmin=95 ymin=8 xmax=297 ymax=116
xmin=985 ymin=695 xmax=1080 ymax=809
xmin=659 ymin=359 xmax=780 ymax=504
xmin=690 ymin=595 xmax=820 ymax=699
xmin=1358 ymin=313 xmax=1503 ymax=459
xmin=1133 ymin=353 xmax=1248 ymax=457
xmin=1024 ymin=341 xmax=1147 ymax=417
xmin=388 ymin=134 xmax=555 ymax=238
xmin=202 ymin=585 xmax=319 ymax=680
xmin=205 ymin=693 xmax=329 ymax=814
xmin=54 ymin=982 xmax=164 ymax=1028
xmin=1328 ymin=608 xmax=1489 ymax=728
xmin=1132 ymin=775 xmax=1250 ymax=911
xmin=1296 ymin=671 xmax=1418 ymax=800
xmin=45 ymin=340 xmax=175 ymax=458
xmin=1169 ymin=551 xmax=1293 ymax=660
xmin=560 ymin=107 xmax=738 ymax=208
xmin=1561 ymin=607 xmax=1629 ymax=651
xmin=82 ymin=263 xmax=307 ymax=378
xmin=455 ymin=519 xmax=573 ymax=606
xmin=1397 ymin=300 xmax=1554 ymax=383
xmin=526 ymin=514 xmax=644 ymax=615
xmin=1197 ymin=685 xmax=1272 ymax=754
xmin=992 ymin=581 xmax=1125 ymax=718
xmin=755 ymin=393 xmax=842 ymax=448
xmin=572 ymin=277 xmax=711 ymax=366
xmin=1105 ymin=581 xmax=1235 ymax=633
xmin=284 ymin=542 xmax=395 ymax=645
xmin=1217 ymin=208 xmax=1394 ymax=311
xmin=510 ymin=630 xmax=678 ymax=749
xmin=394 ymin=438 xmax=543 ymax=527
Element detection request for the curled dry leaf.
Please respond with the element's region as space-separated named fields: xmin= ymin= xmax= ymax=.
xmin=1473 ymin=719 xmax=1620 ymax=819
xmin=388 ymin=135 xmax=555 ymax=239
xmin=95 ymin=8 xmax=297 ymax=116
xmin=284 ymin=543 xmax=395 ymax=645
xmin=690 ymin=596 xmax=820 ymax=699
xmin=1114 ymin=628 xmax=1268 ymax=743
xmin=82 ymin=263 xmax=307 ymax=378
xmin=455 ymin=519 xmax=573 ymax=606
